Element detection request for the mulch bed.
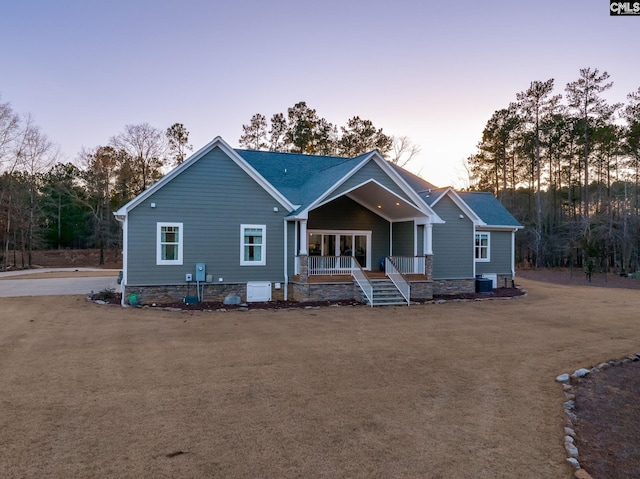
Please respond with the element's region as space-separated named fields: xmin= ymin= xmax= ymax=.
xmin=433 ymin=287 xmax=524 ymax=301
xmin=572 ymin=360 xmax=640 ymax=479
xmin=92 ymin=287 xmax=525 ymax=310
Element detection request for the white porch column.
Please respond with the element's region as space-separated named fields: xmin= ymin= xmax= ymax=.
xmin=424 ymin=223 xmax=433 ymax=255
xmin=299 ymin=219 xmax=308 ymax=255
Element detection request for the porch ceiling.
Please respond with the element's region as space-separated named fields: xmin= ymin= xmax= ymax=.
xmin=345 ymin=182 xmax=426 ymax=221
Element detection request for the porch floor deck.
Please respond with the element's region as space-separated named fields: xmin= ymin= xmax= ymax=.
xmin=294 ymin=272 xmax=429 ymax=283
xmin=301 ymin=275 xmax=353 ymax=283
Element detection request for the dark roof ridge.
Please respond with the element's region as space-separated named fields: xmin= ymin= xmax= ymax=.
xmin=234 ymin=148 xmax=351 ymax=161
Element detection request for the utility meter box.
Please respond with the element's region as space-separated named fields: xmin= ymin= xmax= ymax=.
xmin=195 ymin=263 xmax=206 ymax=282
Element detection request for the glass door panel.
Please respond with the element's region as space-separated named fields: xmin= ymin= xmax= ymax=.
xmin=354 ymin=235 xmax=367 ymax=268
xmin=339 ymin=235 xmax=353 ymax=256
xmin=323 ymin=234 xmax=336 ymax=256
xmin=308 ymin=233 xmax=321 ymax=256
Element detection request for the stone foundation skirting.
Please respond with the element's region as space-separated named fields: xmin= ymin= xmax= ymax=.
xmin=292 ymin=280 xmax=434 ymax=303
xmin=125 ymin=277 xmax=472 ymax=305
xmin=123 ymin=283 xmax=288 ymax=304
xmin=291 ymin=281 xmax=362 ymax=303
xmin=408 ymin=281 xmax=433 ymax=301
xmin=432 ymin=279 xmax=476 ymax=295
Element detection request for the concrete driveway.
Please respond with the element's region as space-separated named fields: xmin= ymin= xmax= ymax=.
xmin=0 ymin=269 xmax=120 ymax=298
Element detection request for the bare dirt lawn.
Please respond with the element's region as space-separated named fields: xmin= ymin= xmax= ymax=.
xmin=2 ymin=278 xmax=640 ymax=478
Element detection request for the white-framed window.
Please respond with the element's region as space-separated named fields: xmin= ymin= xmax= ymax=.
xmin=157 ymin=222 xmax=183 ymax=265
xmin=241 ymin=224 xmax=266 ymax=266
xmin=475 ymin=232 xmax=490 ymax=262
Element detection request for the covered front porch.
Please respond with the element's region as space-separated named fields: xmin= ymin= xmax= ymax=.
xmin=287 ymin=179 xmax=439 ymax=305
xmin=303 ymin=254 xmax=427 ymax=276
xmin=291 ymin=178 xmax=437 ymax=267
xmin=292 ymin=255 xmax=433 ymax=306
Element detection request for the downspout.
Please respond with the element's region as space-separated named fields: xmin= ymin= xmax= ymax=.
xmin=511 ymin=228 xmax=516 ymax=280
xmin=283 ymin=219 xmax=288 ymax=301
xmin=114 ymin=213 xmax=127 ymax=307
xmin=294 ymin=220 xmax=298 ymax=269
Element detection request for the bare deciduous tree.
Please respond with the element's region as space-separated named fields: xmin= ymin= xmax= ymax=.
xmin=0 ymin=96 xmax=21 ymax=171
xmin=389 ymin=136 xmax=421 ymax=168
xmin=110 ymin=123 xmax=168 ymax=194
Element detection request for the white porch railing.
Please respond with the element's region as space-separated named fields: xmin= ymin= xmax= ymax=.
xmin=388 ymin=256 xmax=425 ymax=275
xmin=385 ymin=257 xmax=410 ymax=304
xmin=308 ymin=255 xmax=354 ymax=275
xmin=351 ymin=259 xmax=374 ymax=306
xmin=305 ymin=256 xmax=374 ymax=306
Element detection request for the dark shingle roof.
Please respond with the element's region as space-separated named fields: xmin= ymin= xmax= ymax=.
xmin=458 ymin=192 xmax=522 ymax=228
xmin=236 ymin=149 xmax=367 ymax=208
xmin=388 ymin=163 xmax=438 ymax=194
xmin=235 ymin=148 xmax=520 ymax=227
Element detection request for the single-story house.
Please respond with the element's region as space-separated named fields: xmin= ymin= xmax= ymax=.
xmin=114 ymin=136 xmax=522 ymax=306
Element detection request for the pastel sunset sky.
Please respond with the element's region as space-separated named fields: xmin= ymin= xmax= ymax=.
xmin=2 ymin=0 xmax=638 ymax=187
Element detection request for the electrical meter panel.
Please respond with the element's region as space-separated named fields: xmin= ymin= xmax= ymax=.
xmin=195 ymin=263 xmax=206 ymax=282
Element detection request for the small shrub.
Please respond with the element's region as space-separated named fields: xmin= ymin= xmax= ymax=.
xmin=95 ymin=287 xmax=116 ymax=300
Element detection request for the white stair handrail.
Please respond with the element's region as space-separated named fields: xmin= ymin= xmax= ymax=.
xmin=385 ymin=257 xmax=410 ymax=305
xmin=350 ymin=257 xmax=374 ymax=306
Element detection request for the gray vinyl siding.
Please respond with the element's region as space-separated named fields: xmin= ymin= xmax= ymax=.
xmin=392 ymin=221 xmax=414 ymax=256
xmin=309 ymin=195 xmax=390 ymax=271
xmin=432 ymin=196 xmax=474 ymax=279
xmin=475 ymin=230 xmax=513 ymax=275
xmin=126 ymin=146 xmax=289 ymax=286
xmin=325 ymin=160 xmax=414 ymax=205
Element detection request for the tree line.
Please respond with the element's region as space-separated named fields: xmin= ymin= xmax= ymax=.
xmin=238 ymin=101 xmax=421 ymax=166
xmin=0 ymin=96 xmax=192 ymax=270
xmin=466 ymin=67 xmax=640 ymax=272
xmin=9 ymin=75 xmax=637 ymax=275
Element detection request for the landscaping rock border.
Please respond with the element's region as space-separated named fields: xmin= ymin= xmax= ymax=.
xmin=555 ymin=352 xmax=640 ymax=479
